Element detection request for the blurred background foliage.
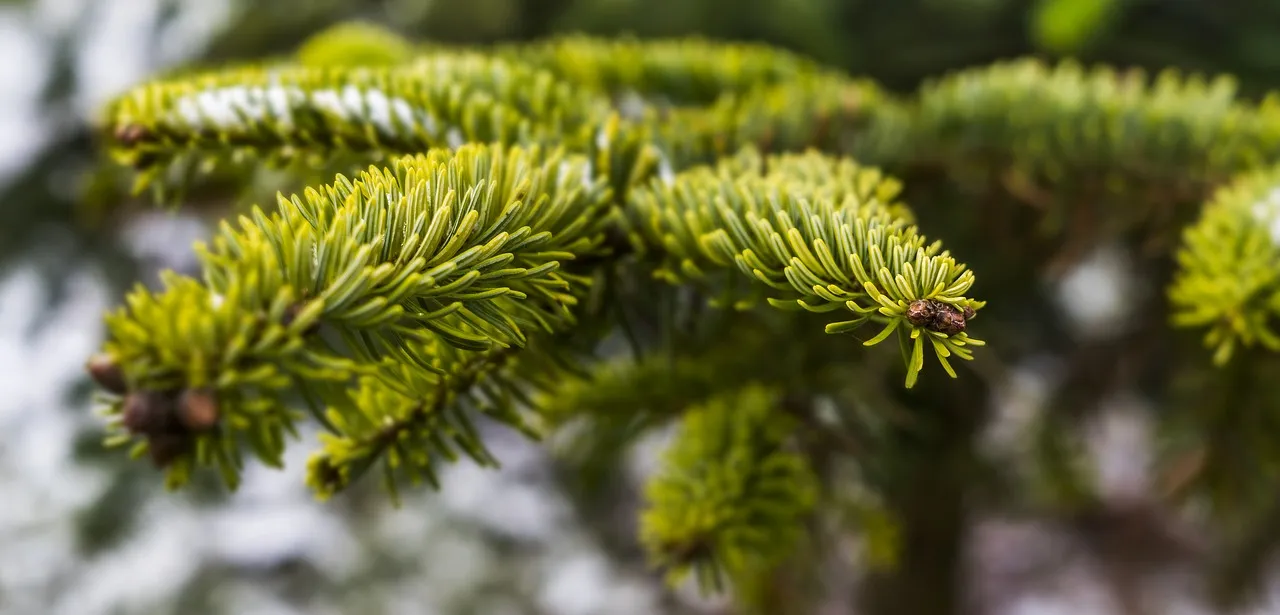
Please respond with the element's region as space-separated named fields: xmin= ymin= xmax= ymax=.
xmin=8 ymin=0 xmax=1280 ymax=614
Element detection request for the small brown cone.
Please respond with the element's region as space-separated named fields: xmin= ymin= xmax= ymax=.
xmin=905 ymin=300 xmax=937 ymax=328
xmin=121 ymin=391 xmax=178 ymax=434
xmin=178 ymin=388 xmax=220 ymax=432
xmin=86 ymin=354 xmax=127 ymax=394
xmin=933 ymin=304 xmax=967 ymax=335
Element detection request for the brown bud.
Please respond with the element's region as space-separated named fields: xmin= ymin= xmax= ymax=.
xmin=932 ymin=304 xmax=967 ymax=336
xmin=905 ymin=300 xmax=937 ymax=327
xmin=86 ymin=354 xmax=127 ymax=395
xmin=121 ymin=391 xmax=179 ymax=435
xmin=178 ymin=388 xmax=220 ymax=432
xmin=962 ymin=305 xmax=976 ymax=321
xmin=147 ymin=432 xmax=191 ymax=468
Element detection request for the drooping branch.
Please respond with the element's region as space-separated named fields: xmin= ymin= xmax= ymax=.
xmin=623 ymin=147 xmax=986 ymax=387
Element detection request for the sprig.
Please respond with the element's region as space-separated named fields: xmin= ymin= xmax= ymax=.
xmin=639 ymin=384 xmax=818 ymax=592
xmin=1170 ymin=164 xmax=1280 ymax=364
xmin=624 ymin=147 xmax=985 ymax=387
xmin=306 ymin=342 xmax=534 ymax=503
xmin=100 ymin=54 xmax=606 ymax=194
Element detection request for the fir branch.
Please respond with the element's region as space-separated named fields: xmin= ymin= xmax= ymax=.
xmin=624 ymin=147 xmax=985 ymax=387
xmin=1169 ymin=164 xmax=1280 ymax=364
xmin=100 ymin=53 xmax=605 ymax=194
xmin=905 ymin=58 xmax=1280 ymax=198
xmin=98 ymin=33 xmax=890 ymax=208
xmin=648 ymin=72 xmax=893 ymax=171
xmin=96 ymin=272 xmax=319 ymax=490
xmin=85 ymin=30 xmax=997 ymax=507
xmin=304 ymin=328 xmax=589 ymax=501
xmin=92 ymin=143 xmax=613 ymax=489
xmin=639 ymin=384 xmax=819 ymax=593
xmin=502 ymin=34 xmax=824 ymax=105
xmin=199 ymin=144 xmax=611 ymax=348
xmin=305 ymin=342 xmax=531 ymax=502
xmin=305 ymin=311 xmax=590 ymax=502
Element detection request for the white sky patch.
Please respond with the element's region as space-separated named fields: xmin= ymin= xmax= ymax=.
xmin=1055 ymin=245 xmax=1134 ymax=340
xmin=1250 ymin=186 xmax=1280 ymax=244
xmin=73 ymin=0 xmax=161 ymax=116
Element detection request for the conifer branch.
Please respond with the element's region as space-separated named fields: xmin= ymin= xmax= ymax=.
xmin=906 ymin=59 xmax=1280 ymax=196
xmin=1169 ymin=165 xmax=1280 ymax=364
xmin=85 ymin=30 xmax=985 ymax=504
xmin=100 ymin=29 xmax=893 ymax=205
xmin=502 ymin=34 xmax=824 ymax=104
xmin=624 ymin=147 xmax=985 ymax=387
xmin=648 ymin=72 xmax=893 ymax=170
xmin=100 ymin=54 xmax=605 ymax=195
xmin=91 ymin=143 xmax=613 ymax=489
xmin=639 ymin=384 xmax=818 ymax=592
xmin=305 ymin=341 xmax=550 ymax=502
xmin=81 ymin=23 xmax=1280 ymax=609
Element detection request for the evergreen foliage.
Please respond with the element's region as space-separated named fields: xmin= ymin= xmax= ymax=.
xmin=498 ymin=35 xmax=825 ymax=103
xmin=907 ymin=58 xmax=1278 ymax=187
xmin=1171 ymin=164 xmax=1280 ymax=365
xmin=102 ymin=55 xmax=605 ymax=199
xmin=639 ymin=384 xmax=818 ymax=592
xmin=97 ymin=143 xmax=610 ymax=491
xmin=81 ymin=20 xmax=1280 ymax=608
xmin=624 ymin=147 xmax=984 ymax=387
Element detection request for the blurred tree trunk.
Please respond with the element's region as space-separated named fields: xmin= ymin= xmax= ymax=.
xmin=857 ymin=371 xmax=987 ymax=615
